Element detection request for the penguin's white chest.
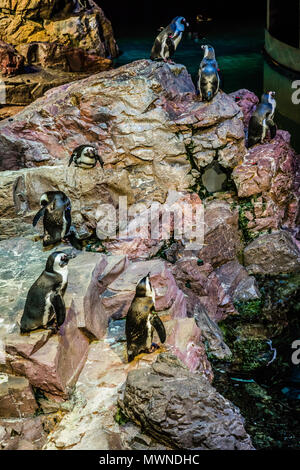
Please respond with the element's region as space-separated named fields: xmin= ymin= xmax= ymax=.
xmin=173 ymin=32 xmax=182 ymax=49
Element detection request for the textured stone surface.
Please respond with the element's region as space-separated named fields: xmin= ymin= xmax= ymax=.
xmin=0 ymin=373 xmax=37 ymax=418
xmin=0 ymin=60 xmax=243 ymax=178
xmin=215 ymin=260 xmax=261 ymax=302
xmin=0 ymin=1 xmax=118 ymax=58
xmin=119 ymin=353 xmax=254 ymax=450
xmin=233 ymin=131 xmax=299 ymax=235
xmin=0 ymin=416 xmax=47 ymax=450
xmin=244 ymin=230 xmax=300 ymax=275
xmin=0 ymin=40 xmax=24 ymax=76
xmin=229 ymin=89 xmax=259 ymax=128
xmin=197 ymin=200 xmax=243 ymax=268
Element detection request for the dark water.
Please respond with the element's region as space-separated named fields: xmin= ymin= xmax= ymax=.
xmin=112 ymin=20 xmax=300 ymax=152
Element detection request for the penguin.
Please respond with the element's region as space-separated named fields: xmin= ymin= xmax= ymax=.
xmin=20 ymin=251 xmax=76 ymax=334
xmin=125 ymin=275 xmax=166 ymax=362
xmin=247 ymin=91 xmax=277 ymax=148
xmin=68 ymin=145 xmax=103 ymax=169
xmin=198 ymin=44 xmax=220 ymax=102
xmin=33 ymin=191 xmax=72 ymax=247
xmin=150 ymin=16 xmax=189 ymax=63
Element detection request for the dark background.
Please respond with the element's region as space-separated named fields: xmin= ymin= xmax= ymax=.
xmin=97 ymin=0 xmax=266 ymax=31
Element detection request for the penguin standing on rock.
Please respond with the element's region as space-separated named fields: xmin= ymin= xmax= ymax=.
xmin=126 ymin=275 xmax=166 ymax=362
xmin=33 ymin=191 xmax=72 ymax=247
xmin=150 ymin=16 xmax=189 ymax=63
xmin=20 ymin=251 xmax=76 ymax=334
xmin=68 ymin=145 xmax=103 ymax=169
xmin=198 ymin=44 xmax=220 ymax=101
xmin=247 ymin=91 xmax=277 ymax=148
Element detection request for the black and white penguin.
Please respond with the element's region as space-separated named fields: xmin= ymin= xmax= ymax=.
xmin=198 ymin=44 xmax=220 ymax=101
xmin=247 ymin=91 xmax=277 ymax=148
xmin=20 ymin=251 xmax=76 ymax=334
xmin=33 ymin=191 xmax=72 ymax=247
xmin=125 ymin=275 xmax=166 ymax=362
xmin=68 ymin=145 xmax=103 ymax=169
xmin=150 ymin=16 xmax=189 ymax=62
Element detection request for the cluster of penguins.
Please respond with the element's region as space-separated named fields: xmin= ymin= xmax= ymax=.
xmin=19 ymin=15 xmax=278 ymax=362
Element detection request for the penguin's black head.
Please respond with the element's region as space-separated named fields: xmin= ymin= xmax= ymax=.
xmin=201 ymin=44 xmax=215 ymax=59
xmin=135 ymin=274 xmax=155 ymax=301
xmin=45 ymin=251 xmax=76 ymax=273
xmin=172 ymin=16 xmax=189 ymax=32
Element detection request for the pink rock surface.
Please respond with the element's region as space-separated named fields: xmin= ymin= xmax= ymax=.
xmin=0 ymin=40 xmax=24 ymax=76
xmin=0 ymin=374 xmax=38 ymax=418
xmin=229 ymin=89 xmax=259 ymax=128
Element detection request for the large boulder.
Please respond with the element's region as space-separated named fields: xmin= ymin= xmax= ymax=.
xmin=119 ymin=353 xmax=254 ymax=450
xmin=0 ymin=60 xmax=244 ymax=177
xmin=244 ymin=230 xmax=300 ymax=275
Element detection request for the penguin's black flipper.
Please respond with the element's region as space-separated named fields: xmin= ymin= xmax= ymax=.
xmin=151 ymin=314 xmax=166 ymax=343
xmin=32 ymin=207 xmax=46 ymax=227
xmin=51 ymin=294 xmax=66 ymax=327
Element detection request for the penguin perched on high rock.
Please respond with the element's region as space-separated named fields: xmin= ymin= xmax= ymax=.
xmin=150 ymin=16 xmax=189 ymax=63
xmin=125 ymin=275 xmax=166 ymax=362
xmin=33 ymin=191 xmax=72 ymax=248
xmin=247 ymin=91 xmax=277 ymax=148
xmin=68 ymin=145 xmax=104 ymax=169
xmin=20 ymin=251 xmax=76 ymax=334
xmin=198 ymin=44 xmax=220 ymax=102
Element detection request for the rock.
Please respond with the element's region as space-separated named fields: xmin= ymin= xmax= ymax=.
xmin=0 ymin=105 xmax=25 ymax=120
xmin=18 ymin=42 xmax=112 ymax=73
xmin=215 ymin=260 xmax=261 ymax=303
xmin=0 ymin=40 xmax=24 ymax=76
xmin=5 ymin=305 xmax=89 ymax=398
xmin=165 ymin=317 xmax=213 ymax=380
xmin=103 ymin=190 xmax=204 ymax=260
xmin=0 ymin=1 xmax=118 ymax=59
xmin=229 ymin=89 xmax=259 ymax=128
xmin=171 ymin=256 xmax=237 ymax=322
xmin=233 ymin=131 xmax=299 ymax=235
xmin=198 ymin=200 xmax=243 ymax=268
xmin=0 ymin=373 xmax=38 ymax=418
xmin=0 ymin=61 xmax=243 ymax=189
xmin=67 ymin=252 xmax=129 ymax=340
xmin=0 ymin=416 xmax=47 ymax=450
xmin=1 ymin=67 xmax=91 ymax=106
xmin=119 ymin=353 xmax=254 ymax=450
xmin=244 ymin=230 xmax=300 ymax=275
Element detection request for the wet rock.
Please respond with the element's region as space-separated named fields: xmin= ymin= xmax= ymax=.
xmin=0 ymin=373 xmax=38 ymax=418
xmin=244 ymin=230 xmax=300 ymax=275
xmin=119 ymin=353 xmax=254 ymax=450
xmin=215 ymin=260 xmax=261 ymax=302
xmin=229 ymin=89 xmax=259 ymax=128
xmin=0 ymin=40 xmax=24 ymax=76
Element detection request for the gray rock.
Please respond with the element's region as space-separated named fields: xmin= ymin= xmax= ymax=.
xmin=244 ymin=230 xmax=300 ymax=275
xmin=119 ymin=353 xmax=254 ymax=450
